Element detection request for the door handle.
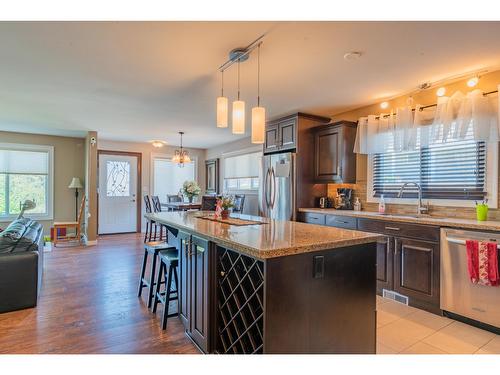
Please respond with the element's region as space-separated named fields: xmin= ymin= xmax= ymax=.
xmin=385 ymin=226 xmax=401 ymax=231
xmin=270 ymin=167 xmax=277 ymax=209
xmin=264 ymin=168 xmax=271 ymax=208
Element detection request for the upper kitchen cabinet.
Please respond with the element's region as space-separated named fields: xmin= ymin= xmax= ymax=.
xmin=313 ymin=121 xmax=357 ymax=183
xmin=263 ymin=113 xmax=330 ymax=154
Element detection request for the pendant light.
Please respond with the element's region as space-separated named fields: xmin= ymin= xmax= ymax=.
xmin=172 ymin=132 xmax=191 ymax=168
xmin=232 ymin=59 xmax=245 ymax=134
xmin=251 ymin=43 xmax=265 ymax=144
xmin=216 ymin=70 xmax=228 ymax=128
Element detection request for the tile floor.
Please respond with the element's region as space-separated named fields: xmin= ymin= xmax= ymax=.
xmin=376 ymin=296 xmax=500 ymax=354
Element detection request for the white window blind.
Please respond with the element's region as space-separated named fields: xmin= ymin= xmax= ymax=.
xmin=0 ymin=144 xmax=53 ymax=218
xmin=373 ymin=134 xmax=486 ymax=200
xmin=224 ymin=152 xmax=260 ymax=179
xmin=0 ymin=149 xmax=49 ymax=174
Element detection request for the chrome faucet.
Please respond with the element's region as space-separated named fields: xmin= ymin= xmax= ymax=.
xmin=397 ymin=182 xmax=429 ymax=216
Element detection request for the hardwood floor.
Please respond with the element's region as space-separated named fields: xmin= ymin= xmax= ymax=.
xmin=0 ymin=233 xmax=199 ymax=354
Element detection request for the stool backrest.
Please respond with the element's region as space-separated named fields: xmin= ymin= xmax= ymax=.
xmin=151 ymin=195 xmax=162 ymax=213
xmin=233 ymin=194 xmax=246 ymax=213
xmin=201 ymin=195 xmax=218 ymax=211
xmin=144 ymin=195 xmax=152 ymax=214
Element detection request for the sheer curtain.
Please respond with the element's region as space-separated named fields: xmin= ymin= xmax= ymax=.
xmin=354 ymin=85 xmax=500 ymax=154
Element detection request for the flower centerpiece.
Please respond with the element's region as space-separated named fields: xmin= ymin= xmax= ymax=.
xmin=182 ymin=180 xmax=201 ymax=203
xmin=217 ymin=196 xmax=234 ymax=220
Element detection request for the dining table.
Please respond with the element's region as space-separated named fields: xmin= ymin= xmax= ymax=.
xmin=161 ymin=201 xmax=202 ymax=211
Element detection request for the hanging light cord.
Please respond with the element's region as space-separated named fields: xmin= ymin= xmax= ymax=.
xmin=237 ymin=59 xmax=241 ymax=101
xmin=221 ymin=70 xmax=224 ymax=97
xmin=257 ymin=44 xmax=261 ymax=107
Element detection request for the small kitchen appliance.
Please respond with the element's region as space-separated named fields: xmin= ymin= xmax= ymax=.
xmin=319 ymin=197 xmax=331 ymax=209
xmin=334 ymin=188 xmax=354 ymax=210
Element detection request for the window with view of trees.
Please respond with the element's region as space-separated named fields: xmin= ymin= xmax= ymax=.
xmin=0 ymin=145 xmax=53 ymax=218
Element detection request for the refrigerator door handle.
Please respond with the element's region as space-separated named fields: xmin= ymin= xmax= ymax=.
xmin=264 ymin=167 xmax=271 ymax=208
xmin=270 ymin=167 xmax=277 ymax=209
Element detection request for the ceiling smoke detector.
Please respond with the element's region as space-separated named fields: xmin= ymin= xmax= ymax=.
xmin=343 ymin=51 xmax=362 ymax=61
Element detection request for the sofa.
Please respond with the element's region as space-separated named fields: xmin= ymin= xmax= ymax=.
xmin=0 ymin=217 xmax=44 ymax=313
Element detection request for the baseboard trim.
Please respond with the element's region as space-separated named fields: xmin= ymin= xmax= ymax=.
xmin=86 ymin=240 xmax=98 ymax=246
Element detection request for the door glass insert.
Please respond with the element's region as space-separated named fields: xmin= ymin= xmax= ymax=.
xmin=106 ymin=161 xmax=130 ymax=196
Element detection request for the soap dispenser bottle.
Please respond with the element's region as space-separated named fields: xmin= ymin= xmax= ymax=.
xmin=378 ymin=195 xmax=386 ymax=214
xmin=354 ymin=197 xmax=362 ymax=211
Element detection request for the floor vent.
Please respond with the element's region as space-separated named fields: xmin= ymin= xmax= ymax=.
xmin=382 ymin=289 xmax=409 ymax=305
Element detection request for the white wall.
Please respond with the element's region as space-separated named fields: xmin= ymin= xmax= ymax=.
xmin=98 ymin=139 xmax=206 ymax=231
xmin=206 ymin=137 xmax=262 ymax=216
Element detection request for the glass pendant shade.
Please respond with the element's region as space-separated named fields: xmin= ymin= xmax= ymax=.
xmin=251 ymin=106 xmax=266 ymax=144
xmin=232 ymin=100 xmax=245 ymax=134
xmin=216 ymin=96 xmax=228 ymax=128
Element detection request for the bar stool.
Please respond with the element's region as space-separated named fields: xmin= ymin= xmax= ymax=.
xmin=138 ymin=240 xmax=176 ymax=309
xmin=152 ymin=248 xmax=179 ymax=330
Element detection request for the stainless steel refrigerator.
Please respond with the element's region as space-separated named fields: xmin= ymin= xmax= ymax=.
xmin=259 ymin=152 xmax=296 ymax=221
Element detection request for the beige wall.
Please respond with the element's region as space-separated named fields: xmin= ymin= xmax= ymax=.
xmin=327 ymin=70 xmax=500 ymax=220
xmin=85 ymin=131 xmax=98 ymax=243
xmin=98 ymin=139 xmax=206 ymax=231
xmin=0 ymin=131 xmax=86 ymax=233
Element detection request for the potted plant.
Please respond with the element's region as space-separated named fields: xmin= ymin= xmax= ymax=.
xmin=182 ymin=180 xmax=201 ymax=203
xmin=218 ymin=196 xmax=234 ymax=220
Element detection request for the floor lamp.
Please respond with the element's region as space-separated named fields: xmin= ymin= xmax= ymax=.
xmin=68 ymin=177 xmax=83 ymax=221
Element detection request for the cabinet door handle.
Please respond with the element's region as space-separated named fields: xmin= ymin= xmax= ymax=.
xmin=385 ymin=226 xmax=400 ymax=231
xmin=335 ymin=220 xmax=349 ymax=224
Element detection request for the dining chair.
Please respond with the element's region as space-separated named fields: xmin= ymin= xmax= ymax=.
xmin=167 ymin=194 xmax=182 ymax=211
xmin=232 ymin=194 xmax=246 ymax=214
xmin=53 ymin=196 xmax=86 ymax=247
xmin=201 ymin=195 xmax=218 ymax=211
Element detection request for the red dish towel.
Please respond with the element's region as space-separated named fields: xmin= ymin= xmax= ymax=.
xmin=466 ymin=240 xmax=499 ymax=286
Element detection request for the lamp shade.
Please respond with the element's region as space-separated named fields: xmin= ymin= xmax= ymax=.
xmin=68 ymin=177 xmax=83 ymax=189
xmin=232 ymin=100 xmax=245 ymax=134
xmin=216 ymin=96 xmax=228 ymax=128
xmin=251 ymin=106 xmax=266 ymax=144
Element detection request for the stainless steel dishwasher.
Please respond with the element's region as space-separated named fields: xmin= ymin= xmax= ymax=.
xmin=441 ymin=228 xmax=500 ymax=328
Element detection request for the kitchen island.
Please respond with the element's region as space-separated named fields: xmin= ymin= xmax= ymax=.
xmin=146 ymin=211 xmax=381 ymax=354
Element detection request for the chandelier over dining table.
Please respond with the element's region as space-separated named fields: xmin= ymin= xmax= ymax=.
xmin=172 ymin=131 xmax=191 ymax=167
xmin=216 ymin=34 xmax=266 ymax=144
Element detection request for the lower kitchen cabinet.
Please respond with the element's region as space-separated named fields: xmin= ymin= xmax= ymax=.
xmin=178 ymin=231 xmax=213 ymax=353
xmin=393 ymin=237 xmax=440 ymax=313
xmin=299 ymin=213 xmax=442 ymax=314
xmin=375 ymin=236 xmax=393 ymax=294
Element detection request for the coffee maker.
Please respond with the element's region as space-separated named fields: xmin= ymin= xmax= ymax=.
xmin=334 ymin=188 xmax=354 ymax=210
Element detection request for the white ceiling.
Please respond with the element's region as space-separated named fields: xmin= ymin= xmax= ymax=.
xmin=1 ymin=21 xmax=500 ymax=148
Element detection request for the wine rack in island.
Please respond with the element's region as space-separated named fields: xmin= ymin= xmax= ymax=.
xmin=216 ymin=246 xmax=264 ymax=354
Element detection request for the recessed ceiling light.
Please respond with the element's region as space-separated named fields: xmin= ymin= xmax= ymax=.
xmin=151 ymin=140 xmax=166 ymax=148
xmin=436 ymin=87 xmax=446 ymax=97
xmin=380 ymin=101 xmax=389 ymax=109
xmin=467 ymin=76 xmax=479 ymax=87
xmin=343 ymin=51 xmax=362 ymax=61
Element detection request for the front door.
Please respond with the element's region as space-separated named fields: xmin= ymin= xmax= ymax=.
xmin=98 ymin=153 xmax=139 ymax=234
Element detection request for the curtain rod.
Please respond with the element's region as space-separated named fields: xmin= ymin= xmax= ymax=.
xmin=375 ymin=89 xmax=498 ymax=119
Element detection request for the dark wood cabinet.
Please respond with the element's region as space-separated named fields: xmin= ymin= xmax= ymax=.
xmin=178 ymin=231 xmax=190 ymax=329
xmin=376 ymin=236 xmax=393 ymax=294
xmin=298 ymin=213 xmax=441 ymax=314
xmin=279 ymin=118 xmax=297 ymax=151
xmin=264 ymin=123 xmax=280 ymax=153
xmin=313 ymin=121 xmax=357 ymax=183
xmin=177 ymin=231 xmax=212 ymax=352
xmin=393 ymin=237 xmax=440 ymax=312
xmin=263 ymin=113 xmax=330 ymax=155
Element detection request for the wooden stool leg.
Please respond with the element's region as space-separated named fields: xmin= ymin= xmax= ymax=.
xmin=162 ymin=265 xmax=173 ymax=330
xmin=144 ymin=222 xmax=149 ymax=243
xmin=138 ymin=250 xmax=148 ymax=297
xmin=152 ymin=261 xmax=164 ymax=314
xmin=148 ymin=252 xmax=157 ymax=309
xmin=173 ymin=267 xmax=179 ymax=295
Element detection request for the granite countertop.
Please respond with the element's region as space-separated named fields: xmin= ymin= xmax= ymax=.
xmin=299 ymin=208 xmax=500 ymax=231
xmin=146 ymin=211 xmax=381 ymax=259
